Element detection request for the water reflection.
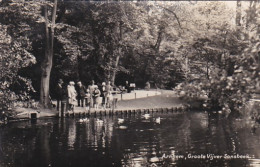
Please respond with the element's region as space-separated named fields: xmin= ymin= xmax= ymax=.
xmin=68 ymin=120 xmax=76 ymax=149
xmin=0 ymin=112 xmax=259 ymax=167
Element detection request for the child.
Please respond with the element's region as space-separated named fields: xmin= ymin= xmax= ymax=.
xmin=85 ymin=89 xmax=91 ymax=111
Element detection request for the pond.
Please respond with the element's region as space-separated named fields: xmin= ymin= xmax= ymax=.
xmin=0 ymin=112 xmax=260 ymax=167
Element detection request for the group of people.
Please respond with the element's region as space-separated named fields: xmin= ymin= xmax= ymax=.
xmin=56 ymin=79 xmax=124 ymax=112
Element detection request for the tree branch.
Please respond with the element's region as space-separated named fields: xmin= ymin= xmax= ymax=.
xmin=156 ymin=4 xmax=182 ymax=30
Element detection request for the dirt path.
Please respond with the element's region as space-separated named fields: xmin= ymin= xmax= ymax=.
xmin=11 ymin=90 xmax=184 ymax=120
xmin=115 ymin=90 xmax=184 ymax=110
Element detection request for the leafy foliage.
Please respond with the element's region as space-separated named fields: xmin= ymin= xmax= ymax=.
xmin=178 ymin=2 xmax=260 ymax=116
xmin=1 ymin=1 xmax=259 ymax=118
xmin=0 ymin=2 xmax=38 ymax=112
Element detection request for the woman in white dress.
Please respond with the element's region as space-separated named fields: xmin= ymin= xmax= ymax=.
xmin=67 ymin=81 xmax=77 ymax=111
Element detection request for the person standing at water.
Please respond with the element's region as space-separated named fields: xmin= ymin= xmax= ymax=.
xmin=56 ymin=79 xmax=64 ymax=111
xmin=88 ymin=80 xmax=96 ymax=108
xmin=105 ymin=81 xmax=113 ymax=108
xmin=67 ymin=81 xmax=77 ymax=112
xmin=76 ymin=81 xmax=86 ymax=107
xmin=85 ymin=89 xmax=91 ymax=110
xmin=61 ymin=83 xmax=68 ymax=112
xmin=145 ymin=81 xmax=150 ymax=91
xmin=93 ymin=87 xmax=101 ymax=109
xmin=125 ymin=81 xmax=131 ymax=93
xmin=100 ymin=82 xmax=107 ymax=109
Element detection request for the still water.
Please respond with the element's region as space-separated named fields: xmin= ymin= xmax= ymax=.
xmin=0 ymin=112 xmax=260 ymax=167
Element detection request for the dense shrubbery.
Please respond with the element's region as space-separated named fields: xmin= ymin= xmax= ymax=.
xmin=175 ymin=2 xmax=260 ymax=118
xmin=180 ymin=65 xmax=258 ymax=115
xmin=0 ymin=4 xmax=37 ymax=119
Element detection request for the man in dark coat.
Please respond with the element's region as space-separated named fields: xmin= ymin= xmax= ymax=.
xmin=99 ymin=82 xmax=107 ymax=108
xmin=56 ymin=79 xmax=64 ymax=111
xmin=76 ymin=81 xmax=86 ymax=107
xmin=125 ymin=81 xmax=131 ymax=93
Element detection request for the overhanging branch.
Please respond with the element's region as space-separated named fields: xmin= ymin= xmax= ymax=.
xmin=156 ymin=4 xmax=182 ymax=31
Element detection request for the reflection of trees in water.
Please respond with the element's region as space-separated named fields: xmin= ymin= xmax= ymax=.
xmin=84 ymin=118 xmax=115 ymax=148
xmin=50 ymin=118 xmax=69 ymax=152
xmin=113 ymin=113 xmax=195 ymax=166
xmin=156 ymin=113 xmax=192 ymax=155
xmin=206 ymin=114 xmax=229 ymax=154
xmin=62 ymin=117 xmax=115 ymax=150
xmin=36 ymin=126 xmax=52 ymax=166
xmin=0 ymin=123 xmax=39 ymax=167
xmin=100 ymin=118 xmax=114 ymax=148
xmin=68 ymin=120 xmax=76 ymax=149
xmin=114 ymin=114 xmax=151 ymax=167
xmin=160 ymin=113 xmax=194 ymax=166
xmin=206 ymin=114 xmax=247 ymax=155
xmin=52 ymin=114 xmax=259 ymax=166
xmin=175 ymin=113 xmax=192 ymax=152
xmin=118 ymin=112 xmax=259 ymax=166
xmin=223 ymin=120 xmax=239 ymax=155
xmin=0 ymin=121 xmax=53 ymax=167
xmin=1 ymin=114 xmax=260 ymax=166
xmin=206 ymin=113 xmax=260 ymax=166
xmin=231 ymin=119 xmax=260 ymax=159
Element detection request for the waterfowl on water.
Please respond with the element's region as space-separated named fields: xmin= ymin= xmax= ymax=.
xmin=118 ymin=118 xmax=124 ymax=124
xmin=142 ymin=114 xmax=150 ymax=119
xmin=155 ymin=117 xmax=161 ymax=124
xmin=78 ymin=118 xmax=89 ymax=123
xmin=119 ymin=126 xmax=127 ymax=129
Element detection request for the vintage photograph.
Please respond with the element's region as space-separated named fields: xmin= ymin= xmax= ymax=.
xmin=0 ymin=0 xmax=260 ymax=166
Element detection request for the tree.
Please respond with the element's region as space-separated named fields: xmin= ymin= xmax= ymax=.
xmin=177 ymin=1 xmax=259 ymax=116
xmin=40 ymin=0 xmax=58 ymax=108
xmin=0 ymin=0 xmax=42 ymax=113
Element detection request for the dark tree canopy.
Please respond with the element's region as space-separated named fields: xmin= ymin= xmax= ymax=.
xmin=0 ymin=1 xmax=259 ymax=115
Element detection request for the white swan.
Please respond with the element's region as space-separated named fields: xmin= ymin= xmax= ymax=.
xmin=155 ymin=117 xmax=160 ymax=124
xmin=78 ymin=118 xmax=89 ymax=123
xmin=119 ymin=126 xmax=127 ymax=129
xmin=118 ymin=118 xmax=124 ymax=124
xmin=142 ymin=114 xmax=150 ymax=119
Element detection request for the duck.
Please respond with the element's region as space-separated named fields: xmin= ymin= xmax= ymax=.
xmin=155 ymin=117 xmax=161 ymax=124
xmin=119 ymin=126 xmax=127 ymax=129
xmin=142 ymin=114 xmax=150 ymax=119
xmin=118 ymin=118 xmax=124 ymax=124
xmin=78 ymin=118 xmax=89 ymax=123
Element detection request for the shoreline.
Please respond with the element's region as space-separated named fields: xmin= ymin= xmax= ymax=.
xmin=3 ymin=90 xmax=186 ymax=122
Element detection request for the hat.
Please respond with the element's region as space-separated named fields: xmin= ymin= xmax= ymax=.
xmin=102 ymin=82 xmax=106 ymax=86
xmin=58 ymin=79 xmax=63 ymax=84
xmin=69 ymin=81 xmax=75 ymax=85
xmin=77 ymin=81 xmax=82 ymax=85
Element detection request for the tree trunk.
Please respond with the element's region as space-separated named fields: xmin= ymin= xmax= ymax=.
xmin=111 ymin=50 xmax=121 ymax=86
xmin=185 ymin=53 xmax=189 ymax=80
xmin=110 ymin=21 xmax=123 ymax=86
xmin=236 ymin=0 xmax=241 ymax=26
xmin=40 ymin=0 xmax=57 ymax=108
